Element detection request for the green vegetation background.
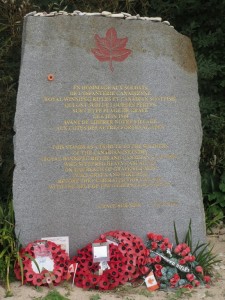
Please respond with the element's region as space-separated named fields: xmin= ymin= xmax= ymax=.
xmin=0 ymin=0 xmax=225 ymax=267
xmin=0 ymin=0 xmax=225 ymax=293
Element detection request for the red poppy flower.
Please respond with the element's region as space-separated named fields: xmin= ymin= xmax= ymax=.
xmin=151 ymin=242 xmax=158 ymax=250
xmin=98 ymin=277 xmax=110 ymax=290
xmin=163 ymin=238 xmax=170 ymax=245
xmin=137 ymin=256 xmax=145 ymax=266
xmin=185 ymin=247 xmax=191 ymax=254
xmin=155 ymin=264 xmax=163 ymax=271
xmin=139 ymin=265 xmax=150 ymax=275
xmin=184 ymin=255 xmax=191 ymax=262
xmin=181 ymin=250 xmax=188 ymax=257
xmin=131 ymin=270 xmax=140 ymax=279
xmin=82 ymin=277 xmax=92 ymax=290
xmin=174 ymin=245 xmax=182 ymax=254
xmin=195 ymin=266 xmax=203 ymax=273
xmin=118 ymin=244 xmax=127 ymax=254
xmin=148 ymin=257 xmax=155 ymax=264
xmin=14 ymin=265 xmax=22 ymax=280
xmin=170 ymin=273 xmax=180 ymax=286
xmin=54 ymin=268 xmax=63 ymax=277
xmin=156 ymin=235 xmax=163 ymax=241
xmin=23 ymin=266 xmax=30 ymax=275
xmin=54 ymin=273 xmax=62 ymax=284
xmin=75 ymin=277 xmax=83 ymax=288
xmin=184 ymin=284 xmax=193 ymax=289
xmin=26 ymin=243 xmax=35 ymax=252
xmin=189 ymin=255 xmax=196 ymax=262
xmin=203 ymin=275 xmax=211 ymax=283
xmin=91 ymin=275 xmax=100 ymax=285
xmin=119 ymin=276 xmax=128 ymax=284
xmin=181 ymin=243 xmax=188 ymax=249
xmin=26 ymin=271 xmax=34 ymax=282
xmin=144 ymin=248 xmax=150 ymax=256
xmin=186 ymin=273 xmax=195 ymax=282
xmin=108 ymin=268 xmax=119 ymax=278
xmin=147 ymin=232 xmax=156 ymax=240
xmin=109 ymin=280 xmax=120 ymax=290
xmin=33 ymin=274 xmax=43 ymax=286
xmin=160 ymin=243 xmax=167 ymax=251
xmin=20 ymin=251 xmax=31 ymax=264
xmin=155 ymin=256 xmax=161 ymax=263
xmin=125 ymin=264 xmax=136 ymax=274
xmin=49 ymin=243 xmax=61 ymax=254
xmin=179 ymin=259 xmax=186 ymax=265
xmin=193 ymin=280 xmax=200 ymax=287
xmin=155 ymin=270 xmax=162 ymax=278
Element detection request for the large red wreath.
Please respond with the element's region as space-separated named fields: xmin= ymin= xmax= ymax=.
xmin=71 ymin=230 xmax=150 ymax=290
xmin=14 ymin=240 xmax=70 ymax=286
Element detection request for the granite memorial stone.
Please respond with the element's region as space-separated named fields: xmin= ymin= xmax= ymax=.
xmin=13 ymin=14 xmax=206 ymax=255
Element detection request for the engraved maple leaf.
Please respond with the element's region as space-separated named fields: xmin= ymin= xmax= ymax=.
xmin=91 ymin=27 xmax=132 ymax=72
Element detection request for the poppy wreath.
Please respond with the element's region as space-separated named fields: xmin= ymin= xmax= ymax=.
xmin=14 ymin=240 xmax=70 ymax=286
xmin=71 ymin=230 xmax=150 ymax=290
xmin=146 ymin=232 xmax=211 ymax=289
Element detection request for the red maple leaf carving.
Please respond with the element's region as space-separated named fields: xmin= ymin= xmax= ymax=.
xmin=91 ymin=27 xmax=132 ymax=72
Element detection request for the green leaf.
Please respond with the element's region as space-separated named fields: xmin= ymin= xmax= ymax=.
xmin=24 ymin=254 xmax=41 ymax=273
xmin=0 ymin=205 xmax=4 ymax=220
xmin=0 ymin=24 xmax=8 ymax=33
xmin=192 ymin=241 xmax=207 ymax=255
xmin=184 ymin=220 xmax=192 ymax=250
xmin=173 ymin=222 xmax=179 ymax=245
xmin=219 ymin=183 xmax=225 ymax=193
xmin=17 ymin=254 xmax=24 ymax=285
xmin=0 ymin=246 xmax=10 ymax=259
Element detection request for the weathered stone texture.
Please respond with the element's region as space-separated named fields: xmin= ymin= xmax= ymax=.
xmin=13 ymin=16 xmax=205 ymax=255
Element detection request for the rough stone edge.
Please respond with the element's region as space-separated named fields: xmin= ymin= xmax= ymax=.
xmin=24 ymin=11 xmax=174 ymax=29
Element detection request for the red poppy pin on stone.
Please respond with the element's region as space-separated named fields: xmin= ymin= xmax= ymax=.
xmin=47 ymin=74 xmax=54 ymax=81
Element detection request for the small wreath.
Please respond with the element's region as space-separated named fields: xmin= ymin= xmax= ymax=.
xmin=14 ymin=240 xmax=70 ymax=286
xmin=71 ymin=230 xmax=150 ymax=290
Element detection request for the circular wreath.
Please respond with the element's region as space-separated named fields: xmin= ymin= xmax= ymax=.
xmin=71 ymin=230 xmax=150 ymax=290
xmin=14 ymin=240 xmax=70 ymax=286
xmin=146 ymin=232 xmax=211 ymax=289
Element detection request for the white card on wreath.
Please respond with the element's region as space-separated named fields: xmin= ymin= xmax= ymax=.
xmin=92 ymin=242 xmax=109 ymax=262
xmin=32 ymin=241 xmax=54 ymax=273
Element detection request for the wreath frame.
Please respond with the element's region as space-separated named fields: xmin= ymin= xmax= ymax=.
xmin=72 ymin=230 xmax=150 ymax=290
xmin=14 ymin=240 xmax=70 ymax=286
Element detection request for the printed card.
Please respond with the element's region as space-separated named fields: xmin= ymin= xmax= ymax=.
xmin=92 ymin=242 xmax=109 ymax=262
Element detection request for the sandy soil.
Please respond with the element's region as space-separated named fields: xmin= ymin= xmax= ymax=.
xmin=0 ymin=235 xmax=225 ymax=300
